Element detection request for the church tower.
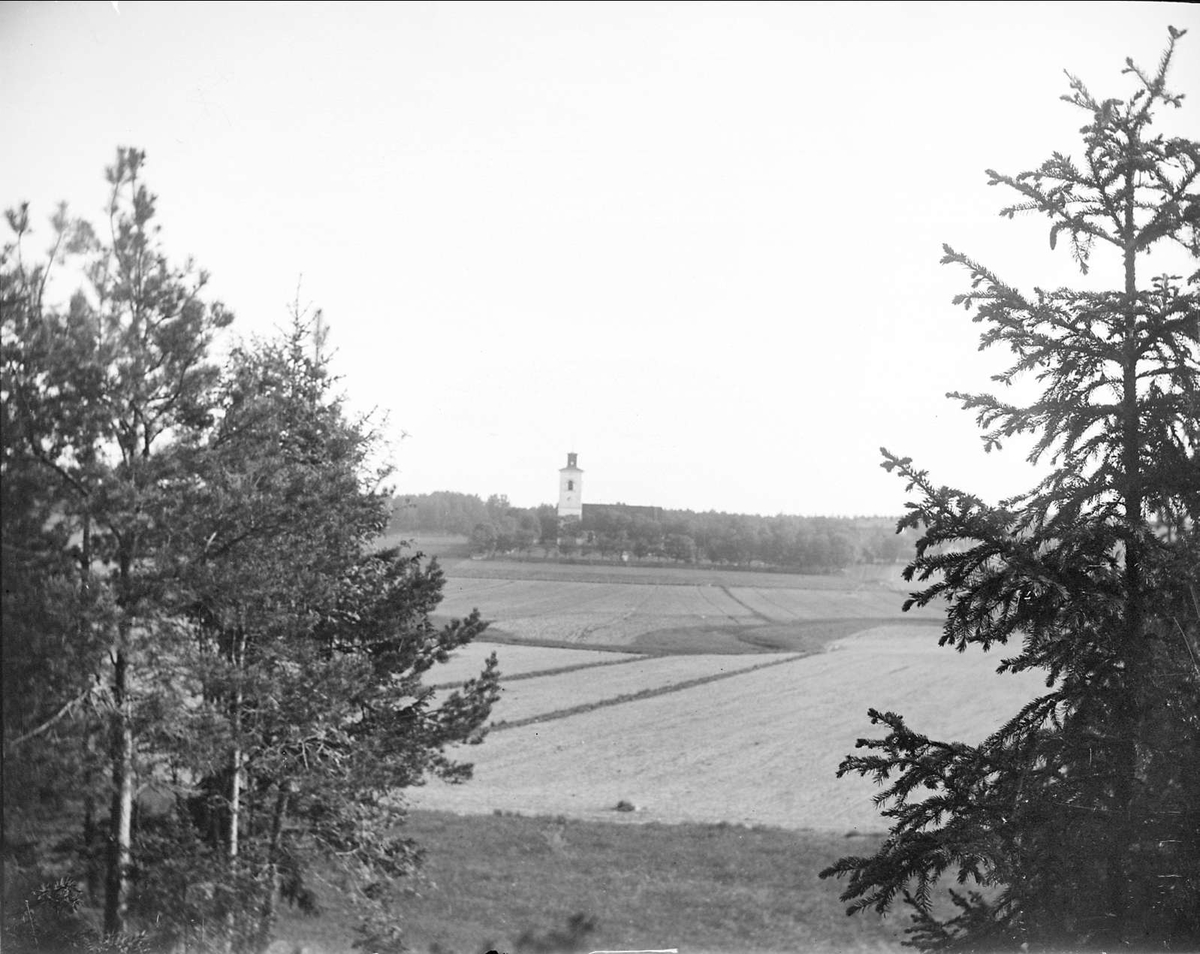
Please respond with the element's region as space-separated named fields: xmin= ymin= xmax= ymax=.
xmin=557 ymin=452 xmax=583 ymax=520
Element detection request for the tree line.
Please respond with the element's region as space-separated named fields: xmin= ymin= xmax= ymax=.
xmin=2 ymin=150 xmax=499 ymax=952
xmin=390 ymin=491 xmax=920 ymax=569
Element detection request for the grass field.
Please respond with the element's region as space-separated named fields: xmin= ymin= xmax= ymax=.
xmin=274 ymin=812 xmax=907 ymax=954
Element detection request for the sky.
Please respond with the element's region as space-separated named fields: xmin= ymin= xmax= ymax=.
xmin=3 ymin=1 xmax=1198 ymax=516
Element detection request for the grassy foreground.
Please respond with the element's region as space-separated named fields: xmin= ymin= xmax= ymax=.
xmin=273 ymin=810 xmax=906 ymax=954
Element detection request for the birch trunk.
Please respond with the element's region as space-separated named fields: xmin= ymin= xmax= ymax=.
xmin=225 ymin=629 xmax=246 ymax=952
xmin=103 ymin=642 xmax=133 ymax=934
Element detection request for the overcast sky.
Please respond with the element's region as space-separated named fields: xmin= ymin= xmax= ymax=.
xmin=3 ymin=2 xmax=1198 ymax=516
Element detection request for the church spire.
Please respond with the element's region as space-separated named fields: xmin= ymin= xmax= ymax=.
xmin=557 ymin=452 xmax=583 ymax=519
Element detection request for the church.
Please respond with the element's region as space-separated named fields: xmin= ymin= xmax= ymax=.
xmin=556 ymin=452 xmax=663 ymax=525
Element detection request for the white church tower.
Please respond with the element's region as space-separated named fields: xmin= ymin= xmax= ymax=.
xmin=557 ymin=452 xmax=583 ymax=520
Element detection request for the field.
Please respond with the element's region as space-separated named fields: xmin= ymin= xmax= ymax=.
xmin=433 ymin=557 xmax=942 ymax=653
xmin=412 ymin=624 xmax=1043 ymax=832
xmin=430 ymin=641 xmax=640 ymax=685
xmin=485 ymin=652 xmax=802 ymax=727
xmin=276 ymin=550 xmax=1045 ymax=952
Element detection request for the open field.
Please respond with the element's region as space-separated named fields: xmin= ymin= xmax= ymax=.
xmin=486 ymin=652 xmax=801 ymax=727
xmin=434 ymin=558 xmax=939 ymax=653
xmin=429 ymin=641 xmax=640 ymax=686
xmin=414 ymin=624 xmax=1045 ymax=832
xmin=444 ymin=555 xmax=921 ymax=589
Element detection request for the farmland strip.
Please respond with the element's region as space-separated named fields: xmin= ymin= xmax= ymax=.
xmin=489 ymin=653 xmax=806 ymax=732
xmin=574 ymin=582 xmax=660 ymax=642
xmin=448 ymin=560 xmax=863 ymax=590
xmin=430 ymin=654 xmax=644 ymax=690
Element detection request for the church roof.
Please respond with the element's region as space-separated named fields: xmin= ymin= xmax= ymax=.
xmin=582 ymin=502 xmax=663 ymax=522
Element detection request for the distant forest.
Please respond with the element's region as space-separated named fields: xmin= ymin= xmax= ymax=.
xmin=389 ymin=491 xmax=918 ymax=570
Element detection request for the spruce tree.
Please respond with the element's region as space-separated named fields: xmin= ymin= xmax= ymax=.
xmin=821 ymin=28 xmax=1199 ymax=952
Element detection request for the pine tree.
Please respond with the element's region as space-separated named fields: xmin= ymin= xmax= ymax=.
xmin=137 ymin=313 xmax=500 ymax=951
xmin=2 ymin=149 xmax=233 ymax=933
xmin=4 ymin=154 xmax=500 ymax=952
xmin=820 ymin=29 xmax=1199 ymax=952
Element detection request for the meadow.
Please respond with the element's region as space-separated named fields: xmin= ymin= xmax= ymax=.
xmin=269 ymin=546 xmax=1045 ymax=953
xmin=275 ymin=813 xmax=907 ymax=954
